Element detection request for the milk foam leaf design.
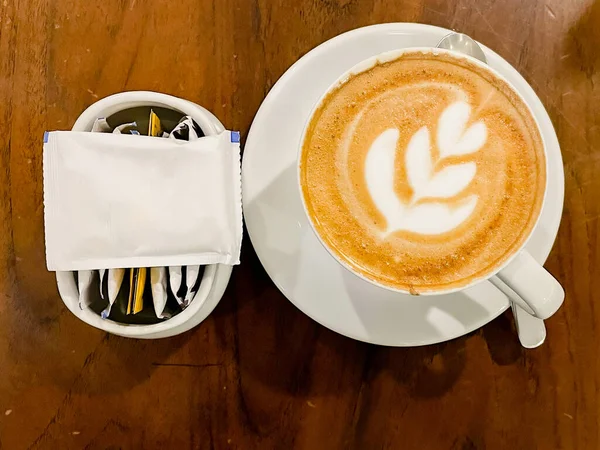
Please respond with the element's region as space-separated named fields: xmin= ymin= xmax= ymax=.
xmin=417 ymin=162 xmax=476 ymax=200
xmin=364 ymin=101 xmax=488 ymax=236
xmin=437 ymin=101 xmax=487 ymax=158
xmin=364 ymin=128 xmax=405 ymax=229
xmin=405 ymin=126 xmax=432 ymax=195
xmin=396 ymin=195 xmax=478 ymax=234
xmin=404 ymin=125 xmax=477 ymax=200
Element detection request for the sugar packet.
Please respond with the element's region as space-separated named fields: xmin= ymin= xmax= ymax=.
xmin=101 ymin=268 xmax=126 ymax=319
xmin=184 ymin=265 xmax=201 ymax=305
xmin=150 ymin=267 xmax=170 ymax=319
xmin=43 ymin=130 xmax=242 ymax=271
xmin=168 ymin=266 xmax=184 ymax=306
xmin=170 ymin=116 xmax=203 ymax=141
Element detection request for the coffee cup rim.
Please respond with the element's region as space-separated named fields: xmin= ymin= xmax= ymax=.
xmin=297 ymin=46 xmax=550 ymax=296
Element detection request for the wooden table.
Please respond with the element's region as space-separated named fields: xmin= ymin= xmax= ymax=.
xmin=0 ymin=0 xmax=596 ymax=448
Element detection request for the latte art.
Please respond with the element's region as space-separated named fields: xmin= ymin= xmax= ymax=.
xmin=300 ymin=50 xmax=546 ymax=293
xmin=365 ymin=101 xmax=486 ymax=236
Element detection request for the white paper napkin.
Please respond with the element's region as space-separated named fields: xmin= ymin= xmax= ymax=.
xmin=43 ymin=130 xmax=242 ymax=271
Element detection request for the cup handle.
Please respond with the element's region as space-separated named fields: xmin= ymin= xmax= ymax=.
xmin=494 ymin=250 xmax=564 ymax=319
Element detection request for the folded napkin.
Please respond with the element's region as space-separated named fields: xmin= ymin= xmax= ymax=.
xmin=43 ymin=130 xmax=242 ymax=271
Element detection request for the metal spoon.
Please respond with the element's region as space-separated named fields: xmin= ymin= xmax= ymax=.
xmin=437 ymin=32 xmax=488 ymax=63
xmin=437 ymin=32 xmax=547 ymax=349
xmin=489 ymin=277 xmax=546 ymax=348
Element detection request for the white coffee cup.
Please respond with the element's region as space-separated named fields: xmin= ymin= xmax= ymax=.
xmin=298 ymin=48 xmax=564 ymax=320
xmin=56 ymin=91 xmax=232 ymax=338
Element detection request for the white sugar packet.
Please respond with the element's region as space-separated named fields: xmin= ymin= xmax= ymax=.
xmin=150 ymin=267 xmax=170 ymax=318
xmin=167 ymin=264 xmax=201 ymax=307
xmin=167 ymin=265 xmax=201 ymax=307
xmin=170 ymin=116 xmax=202 ymax=141
xmin=113 ymin=121 xmax=138 ymax=134
xmin=101 ymin=268 xmax=125 ymax=319
xmin=168 ymin=265 xmax=184 ymax=305
xmin=92 ymin=118 xmax=111 ymax=133
xmin=184 ymin=265 xmax=201 ymax=305
xmin=43 ymin=130 xmax=242 ymax=271
xmin=99 ymin=268 xmax=106 ymax=299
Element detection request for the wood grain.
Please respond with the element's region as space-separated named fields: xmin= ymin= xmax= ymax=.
xmin=0 ymin=0 xmax=597 ymax=448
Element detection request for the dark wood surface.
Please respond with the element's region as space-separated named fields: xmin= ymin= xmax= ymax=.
xmin=0 ymin=0 xmax=597 ymax=448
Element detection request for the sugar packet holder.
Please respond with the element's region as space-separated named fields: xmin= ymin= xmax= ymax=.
xmin=52 ymin=91 xmax=236 ymax=338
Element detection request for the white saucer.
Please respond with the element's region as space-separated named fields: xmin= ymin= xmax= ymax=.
xmin=242 ymin=23 xmax=564 ymax=346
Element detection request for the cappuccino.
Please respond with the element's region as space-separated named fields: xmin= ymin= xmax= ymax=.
xmin=300 ymin=50 xmax=546 ymax=293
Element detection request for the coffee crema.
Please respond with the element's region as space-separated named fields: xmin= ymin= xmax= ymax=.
xmin=300 ymin=50 xmax=546 ymax=293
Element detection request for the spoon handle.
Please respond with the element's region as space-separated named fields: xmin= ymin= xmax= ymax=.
xmin=489 ymin=276 xmax=546 ymax=349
